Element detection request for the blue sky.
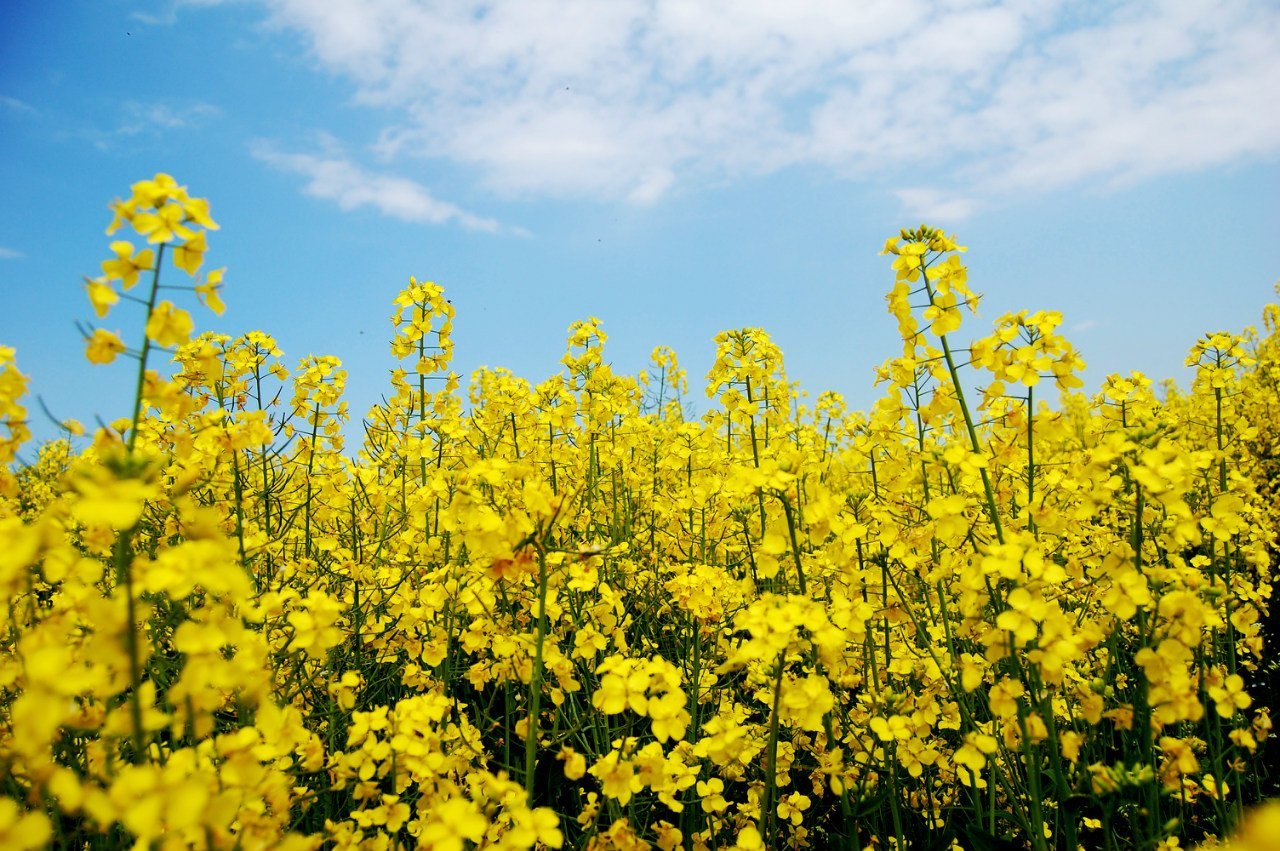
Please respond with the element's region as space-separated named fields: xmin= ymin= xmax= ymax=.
xmin=1 ymin=0 xmax=1278 ymax=447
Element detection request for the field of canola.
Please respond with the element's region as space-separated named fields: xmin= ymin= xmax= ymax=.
xmin=1 ymin=175 xmax=1278 ymax=851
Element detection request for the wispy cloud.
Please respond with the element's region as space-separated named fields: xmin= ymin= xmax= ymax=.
xmin=0 ymin=95 xmax=36 ymax=115
xmin=82 ymin=99 xmax=221 ymax=149
xmin=0 ymin=247 xmax=24 ymax=260
xmin=894 ymin=189 xmax=978 ymax=224
xmin=130 ymin=9 xmax=178 ymax=26
xmin=226 ymin=0 xmax=1280 ymax=209
xmin=251 ymin=141 xmax=515 ymax=233
xmin=132 ymin=0 xmax=223 ymax=27
xmin=115 ymin=100 xmax=221 ymax=135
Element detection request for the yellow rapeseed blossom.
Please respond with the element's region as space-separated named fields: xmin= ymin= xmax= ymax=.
xmin=145 ymin=301 xmax=194 ymax=347
xmin=85 ymin=328 xmax=127 ymax=364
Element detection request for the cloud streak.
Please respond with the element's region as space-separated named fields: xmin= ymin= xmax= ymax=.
xmin=115 ymin=100 xmax=221 ymax=136
xmin=74 ymin=99 xmax=222 ymax=150
xmin=222 ymin=0 xmax=1280 ymax=210
xmin=894 ymin=189 xmax=978 ymax=224
xmin=0 ymin=95 xmax=36 ymax=114
xmin=251 ymin=142 xmax=513 ymax=233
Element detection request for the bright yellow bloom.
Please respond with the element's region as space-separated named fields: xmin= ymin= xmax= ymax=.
xmin=954 ymin=732 xmax=999 ymax=777
xmin=131 ymin=201 xmax=194 ymax=244
xmin=180 ymin=194 xmax=219 ymax=230
xmin=988 ymin=678 xmax=1025 ymax=720
xmin=0 ymin=799 xmax=51 ymax=851
xmin=172 ymin=230 xmax=207 ymax=275
xmin=130 ymin=172 xmax=184 ymax=207
xmin=777 ymin=791 xmax=811 ymax=825
xmin=1207 ymin=672 xmax=1251 ymax=717
xmin=559 ymin=746 xmax=587 ymax=780
xmin=778 ymin=674 xmax=835 ymax=732
xmin=85 ymin=328 xmax=126 ymax=364
xmin=145 ymin=300 xmax=193 ymax=347
xmin=286 ymin=592 xmax=346 ymax=658
xmin=70 ymin=467 xmax=156 ymax=528
xmin=101 ymin=240 xmax=154 ymax=289
xmin=732 ymin=825 xmax=766 ymax=850
xmin=696 ymin=777 xmax=729 ymax=813
xmin=85 ymin=275 xmax=119 ymax=317
xmin=417 ymin=798 xmax=486 ymax=849
xmin=590 ymin=750 xmax=642 ymax=805
xmin=196 ymin=267 xmax=226 ymax=315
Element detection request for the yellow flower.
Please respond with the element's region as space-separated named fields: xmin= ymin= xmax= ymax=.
xmin=1207 ymin=672 xmax=1251 ymax=718
xmin=286 ymin=592 xmax=346 ymax=658
xmin=130 ymin=172 xmax=185 ymax=207
xmin=732 ymin=826 xmax=766 ymax=850
xmin=70 ymin=467 xmax=156 ymax=529
xmin=776 ymin=791 xmax=811 ymax=825
xmin=559 ymin=746 xmax=587 ymax=780
xmin=988 ymin=678 xmax=1025 ymax=720
xmin=196 ymin=267 xmax=226 ymax=315
xmin=172 ymin=230 xmax=207 ymax=275
xmin=180 ymin=194 xmax=218 ymax=230
xmin=594 ymin=657 xmax=652 ymax=715
xmin=145 ymin=300 xmax=194 ymax=347
xmin=0 ymin=798 xmax=51 ymax=851
xmin=590 ymin=750 xmax=641 ymax=805
xmin=416 ymin=798 xmax=488 ymax=850
xmin=85 ymin=328 xmax=126 ymax=364
xmin=527 ymin=807 xmax=564 ymax=849
xmin=101 ymin=240 xmax=154 ymax=288
xmin=954 ymin=732 xmax=999 ymax=777
xmin=106 ymin=196 xmax=138 ymax=235
xmin=696 ymin=777 xmax=729 ymax=813
xmin=923 ymin=292 xmax=963 ymax=336
xmin=85 ymin=275 xmax=119 ymax=316
xmin=870 ymin=714 xmax=911 ymax=742
xmin=654 ymin=821 xmax=683 ymax=851
xmin=778 ymin=674 xmax=835 ymax=732
xmin=131 ymin=201 xmax=194 ymax=244
xmin=328 ymin=671 xmax=363 ymax=711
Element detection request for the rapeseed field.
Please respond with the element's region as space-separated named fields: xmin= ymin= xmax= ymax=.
xmin=1 ymin=175 xmax=1276 ymax=850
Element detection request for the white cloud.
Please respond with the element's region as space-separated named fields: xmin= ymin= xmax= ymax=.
xmin=225 ymin=0 xmax=1280 ymax=207
xmin=251 ymin=142 xmax=514 ymax=233
xmin=0 ymin=247 xmax=24 ymax=260
xmin=894 ymin=189 xmax=978 ymax=224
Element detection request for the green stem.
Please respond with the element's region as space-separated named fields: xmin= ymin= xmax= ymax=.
xmin=114 ymin=241 xmax=168 ymax=763
xmin=126 ymin=243 xmax=166 ymax=453
xmin=761 ymin=651 xmax=787 ymax=845
xmin=922 ymin=265 xmax=1004 ymax=545
xmin=1026 ymin=384 xmax=1036 ymax=535
xmin=525 ymin=543 xmax=551 ymax=803
xmin=779 ymin=494 xmax=809 ymax=595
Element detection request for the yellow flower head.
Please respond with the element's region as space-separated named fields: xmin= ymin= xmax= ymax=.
xmin=85 ymin=276 xmax=119 ymax=317
xmin=195 ymin=267 xmax=226 ymax=315
xmin=101 ymin=241 xmax=155 ymax=289
xmin=85 ymin=328 xmax=127 ymax=364
xmin=145 ymin=301 xmax=194 ymax=348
